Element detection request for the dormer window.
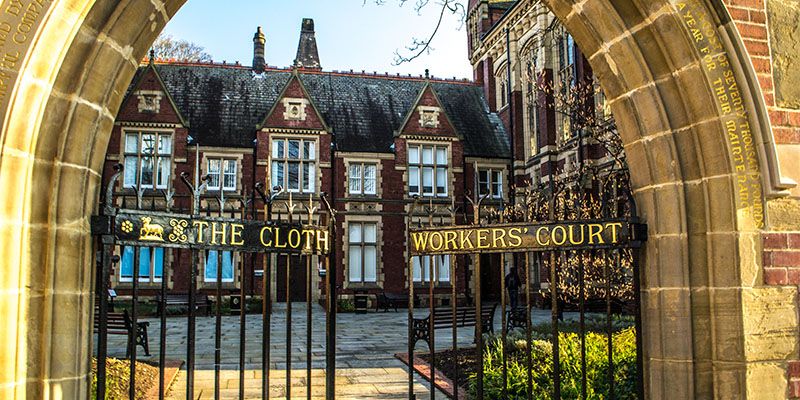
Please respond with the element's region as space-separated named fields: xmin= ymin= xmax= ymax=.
xmin=135 ymin=90 xmax=163 ymax=113
xmin=283 ymin=97 xmax=309 ymax=121
xmin=418 ymin=106 xmax=441 ymax=129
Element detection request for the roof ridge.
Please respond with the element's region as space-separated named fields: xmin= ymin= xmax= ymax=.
xmin=143 ymin=58 xmax=477 ymax=85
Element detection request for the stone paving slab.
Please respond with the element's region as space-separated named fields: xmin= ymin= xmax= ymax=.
xmin=95 ymin=303 xmax=571 ymax=399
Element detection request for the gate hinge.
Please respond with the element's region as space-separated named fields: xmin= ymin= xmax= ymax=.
xmin=91 ymin=215 xmax=113 ymax=236
xmin=631 ymin=222 xmax=648 ymax=243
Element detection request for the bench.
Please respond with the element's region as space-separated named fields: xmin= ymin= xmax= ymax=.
xmin=412 ymin=302 xmax=498 ymax=350
xmin=93 ymin=307 xmax=150 ymax=357
xmin=155 ymin=293 xmax=211 ymax=317
xmin=376 ymin=291 xmax=415 ymax=312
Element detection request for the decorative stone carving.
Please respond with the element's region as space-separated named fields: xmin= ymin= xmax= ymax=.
xmin=283 ymin=97 xmax=309 ymax=121
xmin=136 ymin=90 xmax=163 ymax=113
xmin=418 ymin=106 xmax=441 ymax=128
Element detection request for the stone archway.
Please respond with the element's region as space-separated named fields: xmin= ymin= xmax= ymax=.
xmin=0 ymin=0 xmax=793 ymax=399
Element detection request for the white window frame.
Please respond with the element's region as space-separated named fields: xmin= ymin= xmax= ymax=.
xmin=408 ymin=144 xmax=449 ymax=198
xmin=412 ymin=254 xmax=451 ymax=284
xmin=348 ymin=163 xmax=378 ymax=195
xmin=271 ymin=137 xmax=317 ymax=193
xmin=119 ymin=246 xmax=165 ymax=283
xmin=477 ymin=168 xmax=504 ymax=199
xmin=123 ymin=130 xmax=172 ymax=189
xmin=207 ymin=158 xmax=238 ymax=192
xmin=203 ymin=250 xmax=235 ymax=283
xmin=348 ymin=222 xmax=378 ymax=284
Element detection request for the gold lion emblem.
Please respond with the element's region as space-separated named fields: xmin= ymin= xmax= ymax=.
xmin=139 ymin=217 xmax=165 ymax=241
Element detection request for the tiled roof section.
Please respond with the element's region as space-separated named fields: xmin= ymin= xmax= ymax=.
xmin=146 ymin=63 xmax=509 ymax=157
xmin=155 ymin=64 xmax=292 ymax=147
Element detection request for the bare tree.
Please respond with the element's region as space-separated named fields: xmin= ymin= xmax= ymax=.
xmin=152 ymin=33 xmax=213 ymax=62
xmin=367 ymin=0 xmax=466 ymax=65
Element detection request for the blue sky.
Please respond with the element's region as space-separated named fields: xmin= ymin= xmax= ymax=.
xmin=161 ymin=0 xmax=473 ymax=80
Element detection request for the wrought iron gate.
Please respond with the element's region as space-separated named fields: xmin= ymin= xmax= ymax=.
xmin=91 ymin=164 xmax=337 ymax=400
xmin=406 ymin=169 xmax=646 ymax=399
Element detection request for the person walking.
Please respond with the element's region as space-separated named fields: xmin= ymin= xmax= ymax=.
xmin=505 ymin=266 xmax=521 ymax=310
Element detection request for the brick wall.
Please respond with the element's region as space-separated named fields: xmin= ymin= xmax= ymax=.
xmin=763 ymin=233 xmax=800 ymax=285
xmin=725 ymin=0 xmax=800 ymax=145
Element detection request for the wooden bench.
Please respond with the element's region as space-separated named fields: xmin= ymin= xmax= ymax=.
xmin=155 ymin=293 xmax=211 ymax=317
xmin=376 ymin=291 xmax=416 ymax=312
xmin=412 ymin=302 xmax=498 ymax=350
xmin=93 ymin=307 xmax=150 ymax=357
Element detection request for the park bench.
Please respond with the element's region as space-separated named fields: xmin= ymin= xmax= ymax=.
xmin=376 ymin=290 xmax=417 ymax=312
xmin=155 ymin=293 xmax=211 ymax=317
xmin=93 ymin=307 xmax=150 ymax=357
xmin=411 ymin=302 xmax=498 ymax=350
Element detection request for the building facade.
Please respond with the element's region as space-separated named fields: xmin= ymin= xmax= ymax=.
xmin=103 ymin=19 xmax=513 ymax=304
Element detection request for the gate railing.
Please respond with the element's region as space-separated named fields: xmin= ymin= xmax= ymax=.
xmin=406 ymin=169 xmax=646 ymax=399
xmin=91 ymin=164 xmax=334 ymax=400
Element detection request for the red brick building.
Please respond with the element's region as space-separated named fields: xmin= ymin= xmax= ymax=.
xmin=103 ymin=19 xmax=512 ymax=304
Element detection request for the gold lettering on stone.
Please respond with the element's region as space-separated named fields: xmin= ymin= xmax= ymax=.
xmin=677 ymin=0 xmax=765 ymax=228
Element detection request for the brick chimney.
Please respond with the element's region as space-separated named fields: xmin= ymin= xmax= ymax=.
xmin=253 ymin=26 xmax=266 ymax=73
xmin=293 ymin=18 xmax=321 ymax=70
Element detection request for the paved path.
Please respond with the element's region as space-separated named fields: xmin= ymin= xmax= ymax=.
xmin=99 ymin=303 xmax=561 ymax=399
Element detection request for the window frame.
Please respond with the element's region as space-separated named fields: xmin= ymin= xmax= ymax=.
xmin=122 ymin=130 xmax=173 ymax=190
xmin=407 ymin=143 xmax=449 ymax=198
xmin=347 ymin=222 xmax=379 ymax=284
xmin=477 ymin=168 xmax=504 ymax=199
xmin=203 ymin=250 xmax=235 ymax=283
xmin=119 ymin=246 xmax=165 ymax=284
xmin=206 ymin=157 xmax=238 ymax=192
xmin=412 ymin=254 xmax=451 ymax=284
xmin=348 ymin=162 xmax=378 ymax=196
xmin=270 ymin=137 xmax=317 ymax=193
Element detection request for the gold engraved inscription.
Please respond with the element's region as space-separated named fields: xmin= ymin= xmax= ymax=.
xmin=677 ymin=1 xmax=765 ymax=228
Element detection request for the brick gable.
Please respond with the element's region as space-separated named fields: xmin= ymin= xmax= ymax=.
xmin=399 ymin=85 xmax=458 ymax=138
xmin=261 ymin=74 xmax=327 ymax=131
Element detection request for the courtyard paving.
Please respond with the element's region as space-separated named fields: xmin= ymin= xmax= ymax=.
xmin=98 ymin=303 xmax=559 ymax=399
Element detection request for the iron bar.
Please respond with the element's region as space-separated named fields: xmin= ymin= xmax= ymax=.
xmin=286 ymin=252 xmax=292 ymax=399
xmin=96 ymin=243 xmax=111 ymax=400
xmin=320 ymin=191 xmax=337 ymax=400
xmin=579 ymin=250 xmax=586 ymax=400
xmin=214 ymin=232 xmax=223 ymax=400
xmin=304 ymin=195 xmax=317 ymax=400
xmin=427 ymin=201 xmax=435 ymax=400
xmin=607 ymin=250 xmax=616 ymax=400
xmin=525 ymin=252 xmax=533 ymax=400
xmin=406 ymin=197 xmax=419 ymax=400
xmin=550 ymin=250 xmax=560 ymax=400
xmin=500 ymin=251 xmax=508 ymax=398
xmin=129 ymin=245 xmax=140 ymax=400
xmin=239 ymin=201 xmax=247 ymax=400
xmin=158 ymin=249 xmax=168 ymax=400
xmin=451 ymin=254 xmax=458 ymax=400
xmin=475 ymin=253 xmax=483 ymax=399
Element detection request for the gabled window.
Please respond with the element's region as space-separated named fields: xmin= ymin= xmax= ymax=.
xmin=349 ymin=163 xmax=377 ymax=195
xmin=204 ymin=250 xmax=234 ymax=283
xmin=207 ymin=158 xmax=237 ymax=191
xmin=271 ymin=138 xmax=316 ymax=193
xmin=123 ymin=132 xmax=172 ymax=189
xmin=478 ymin=168 xmax=503 ymax=199
xmin=413 ymin=254 xmax=450 ymax=283
xmin=408 ymin=144 xmax=448 ymax=197
xmin=348 ymin=222 xmax=378 ymax=283
xmin=120 ymin=246 xmax=164 ymax=283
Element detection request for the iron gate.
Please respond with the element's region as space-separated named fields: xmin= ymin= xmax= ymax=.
xmin=91 ymin=164 xmax=337 ymax=400
xmin=406 ymin=169 xmax=646 ymax=399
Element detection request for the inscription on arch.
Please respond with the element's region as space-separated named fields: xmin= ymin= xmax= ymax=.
xmin=677 ymin=0 xmax=766 ymax=229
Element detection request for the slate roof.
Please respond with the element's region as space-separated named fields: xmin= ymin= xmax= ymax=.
xmin=142 ymin=63 xmax=510 ymax=158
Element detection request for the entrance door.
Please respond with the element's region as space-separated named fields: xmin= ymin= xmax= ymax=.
xmin=480 ymin=253 xmax=501 ymax=302
xmin=276 ymin=254 xmax=308 ymax=302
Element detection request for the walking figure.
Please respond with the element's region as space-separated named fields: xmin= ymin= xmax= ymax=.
xmin=505 ymin=266 xmax=521 ymax=310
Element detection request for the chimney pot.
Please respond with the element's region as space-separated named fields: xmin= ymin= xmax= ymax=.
xmin=252 ymin=26 xmax=266 ymax=73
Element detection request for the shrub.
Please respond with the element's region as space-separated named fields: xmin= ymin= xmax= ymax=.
xmin=469 ymin=327 xmax=638 ymax=399
xmin=337 ymin=298 xmax=355 ymax=312
xmin=90 ymin=358 xmax=158 ymax=400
